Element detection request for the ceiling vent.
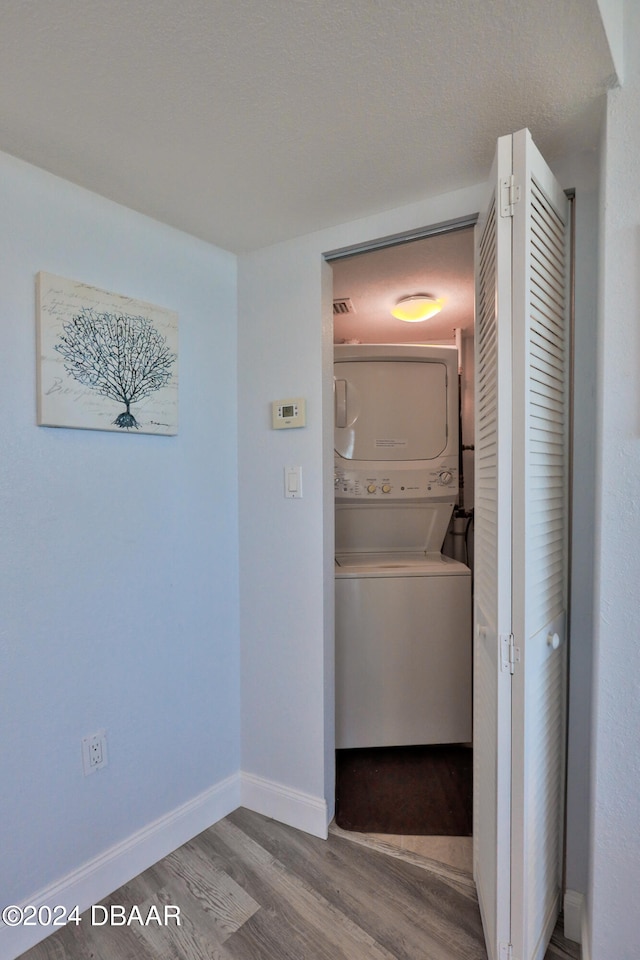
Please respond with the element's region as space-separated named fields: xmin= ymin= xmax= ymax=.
xmin=333 ymin=297 xmax=356 ymax=315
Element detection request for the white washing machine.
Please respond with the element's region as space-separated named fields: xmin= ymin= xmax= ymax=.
xmin=334 ymin=344 xmax=472 ymax=749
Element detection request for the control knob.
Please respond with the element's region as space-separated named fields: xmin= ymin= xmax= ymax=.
xmin=381 ymin=484 xmax=392 ymax=494
xmin=367 ymin=484 xmax=377 ymax=494
xmin=438 ymin=470 xmax=454 ymax=485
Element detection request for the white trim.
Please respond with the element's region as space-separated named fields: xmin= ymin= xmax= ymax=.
xmin=581 ymin=900 xmax=591 ymax=960
xmin=563 ymin=889 xmax=583 ymax=943
xmin=1 ymin=773 xmax=240 ymax=960
xmin=241 ymin=771 xmax=328 ymax=839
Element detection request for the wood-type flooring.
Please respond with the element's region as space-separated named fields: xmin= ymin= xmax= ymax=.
xmin=19 ymin=807 xmax=580 ymax=960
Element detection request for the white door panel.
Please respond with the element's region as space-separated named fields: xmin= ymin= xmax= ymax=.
xmin=475 ymin=129 xmax=569 ymax=960
xmin=474 ymin=133 xmax=513 ymax=960
xmin=510 ymin=129 xmax=569 ymax=960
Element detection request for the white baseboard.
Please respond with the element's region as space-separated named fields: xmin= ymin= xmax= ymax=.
xmin=563 ymin=889 xmax=583 ymax=944
xmin=240 ymin=770 xmax=328 ymax=839
xmin=1 ymin=772 xmax=241 ymax=960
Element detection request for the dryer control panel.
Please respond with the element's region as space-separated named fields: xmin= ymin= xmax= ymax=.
xmin=334 ymin=459 xmax=458 ymax=500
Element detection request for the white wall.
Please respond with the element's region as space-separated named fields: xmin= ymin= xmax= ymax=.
xmin=237 ymin=233 xmax=330 ymax=835
xmin=596 ymin=0 xmax=625 ymax=82
xmin=0 ymin=153 xmax=240 ymax=952
xmin=588 ymin=3 xmax=640 ymax=956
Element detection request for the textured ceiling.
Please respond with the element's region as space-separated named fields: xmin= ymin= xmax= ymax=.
xmin=332 ymin=227 xmax=475 ymax=344
xmin=0 ymin=0 xmax=614 ymax=252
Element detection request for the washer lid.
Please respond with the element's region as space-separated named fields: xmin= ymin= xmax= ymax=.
xmin=335 ymin=551 xmax=470 ymax=577
xmin=335 ymin=500 xmax=454 ymax=555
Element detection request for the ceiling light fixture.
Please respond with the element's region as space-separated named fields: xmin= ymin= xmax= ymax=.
xmin=391 ymin=295 xmax=444 ymax=322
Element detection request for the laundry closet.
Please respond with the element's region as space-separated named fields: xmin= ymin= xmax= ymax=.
xmin=330 ymin=225 xmax=476 ymax=838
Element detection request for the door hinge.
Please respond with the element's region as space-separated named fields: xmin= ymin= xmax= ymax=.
xmin=500 ymin=175 xmax=521 ymax=217
xmin=499 ymin=943 xmax=514 ymax=960
xmin=501 ymin=633 xmax=520 ymax=674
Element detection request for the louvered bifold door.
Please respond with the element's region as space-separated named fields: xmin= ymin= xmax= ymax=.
xmin=473 ymin=134 xmax=514 ymax=960
xmin=509 ymin=129 xmax=570 ymax=960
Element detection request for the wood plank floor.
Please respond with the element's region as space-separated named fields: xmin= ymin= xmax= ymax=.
xmin=19 ymin=808 xmax=580 ymax=960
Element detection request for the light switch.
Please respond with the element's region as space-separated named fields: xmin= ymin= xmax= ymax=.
xmin=284 ymin=465 xmax=302 ymax=498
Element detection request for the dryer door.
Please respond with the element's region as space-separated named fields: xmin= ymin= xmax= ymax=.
xmin=334 ymin=359 xmax=448 ymax=461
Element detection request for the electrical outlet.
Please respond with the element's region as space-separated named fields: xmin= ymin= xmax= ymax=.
xmin=82 ymin=730 xmax=108 ymax=775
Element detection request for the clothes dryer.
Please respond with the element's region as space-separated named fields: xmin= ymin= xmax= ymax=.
xmin=334 ymin=344 xmax=472 ymax=749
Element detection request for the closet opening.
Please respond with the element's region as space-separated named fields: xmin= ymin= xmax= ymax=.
xmin=326 ymin=218 xmax=477 ymax=871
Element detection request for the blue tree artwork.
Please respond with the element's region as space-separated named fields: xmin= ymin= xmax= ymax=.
xmin=37 ymin=273 xmax=178 ymax=435
xmin=55 ymin=308 xmax=176 ymax=430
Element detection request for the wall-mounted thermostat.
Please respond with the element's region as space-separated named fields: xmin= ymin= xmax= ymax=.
xmin=272 ymin=397 xmax=306 ymax=429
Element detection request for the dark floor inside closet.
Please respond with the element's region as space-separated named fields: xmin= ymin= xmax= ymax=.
xmin=335 ymin=744 xmax=473 ymax=836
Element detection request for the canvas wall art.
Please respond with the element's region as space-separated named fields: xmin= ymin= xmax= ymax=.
xmin=37 ymin=273 xmax=178 ymax=435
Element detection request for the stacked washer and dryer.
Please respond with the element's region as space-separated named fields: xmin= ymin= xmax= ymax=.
xmin=334 ymin=343 xmax=472 ymax=750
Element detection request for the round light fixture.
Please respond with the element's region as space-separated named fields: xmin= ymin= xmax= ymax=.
xmin=391 ymin=295 xmax=444 ymax=322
